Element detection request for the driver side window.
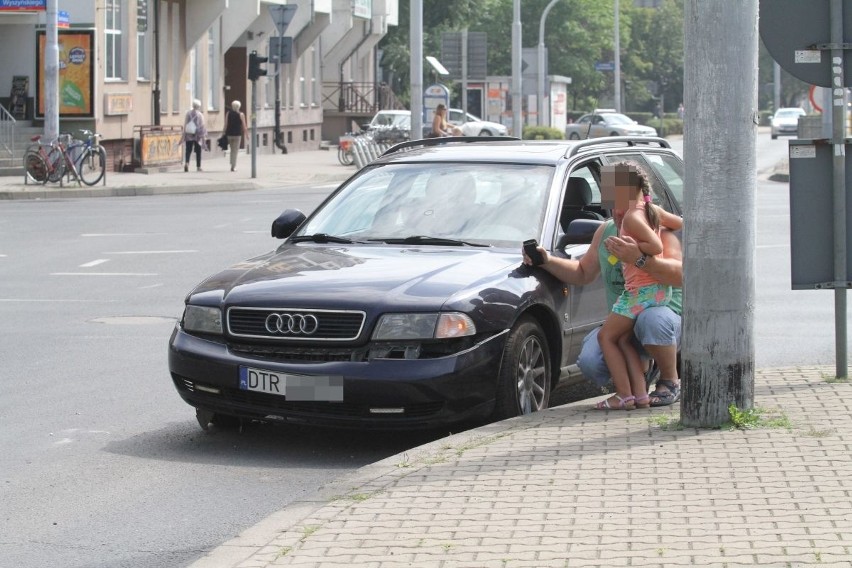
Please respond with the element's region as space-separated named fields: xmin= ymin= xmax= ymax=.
xmin=558 ymin=162 xmax=607 ymax=236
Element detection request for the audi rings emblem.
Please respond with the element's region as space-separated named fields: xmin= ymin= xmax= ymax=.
xmin=265 ymin=313 xmax=320 ymax=335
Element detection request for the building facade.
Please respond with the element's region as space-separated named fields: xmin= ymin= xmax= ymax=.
xmin=0 ymin=0 xmax=397 ymax=171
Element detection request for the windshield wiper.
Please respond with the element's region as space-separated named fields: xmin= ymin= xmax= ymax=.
xmin=290 ymin=233 xmax=357 ymax=244
xmin=368 ymin=235 xmax=490 ymax=247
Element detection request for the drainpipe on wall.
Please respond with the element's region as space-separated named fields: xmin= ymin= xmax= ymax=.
xmin=152 ymin=0 xmax=161 ymax=125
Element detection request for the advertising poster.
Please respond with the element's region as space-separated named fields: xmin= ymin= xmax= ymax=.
xmin=36 ymin=29 xmax=95 ymax=118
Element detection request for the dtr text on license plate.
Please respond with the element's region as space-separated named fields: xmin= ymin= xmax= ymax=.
xmin=238 ymin=366 xmax=343 ymax=401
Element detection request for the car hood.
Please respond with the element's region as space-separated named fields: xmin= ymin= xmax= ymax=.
xmin=188 ymin=244 xmax=523 ymax=311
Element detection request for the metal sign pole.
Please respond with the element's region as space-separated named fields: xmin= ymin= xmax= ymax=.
xmin=251 ymin=79 xmax=257 ymax=179
xmin=829 ymin=0 xmax=848 ymax=378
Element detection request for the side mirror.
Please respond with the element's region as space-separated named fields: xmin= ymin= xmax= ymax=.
xmin=271 ymin=209 xmax=307 ymax=239
xmin=559 ymin=219 xmax=604 ymax=247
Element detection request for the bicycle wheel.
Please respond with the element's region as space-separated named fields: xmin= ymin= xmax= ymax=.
xmin=44 ymin=145 xmax=66 ymax=183
xmin=337 ymin=145 xmax=354 ymax=166
xmin=24 ymin=153 xmax=48 ymax=184
xmin=78 ymin=146 xmax=106 ymax=186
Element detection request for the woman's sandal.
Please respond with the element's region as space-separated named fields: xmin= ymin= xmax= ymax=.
xmin=634 ymin=394 xmax=651 ymax=409
xmin=650 ymin=379 xmax=681 ymax=407
xmin=594 ymin=394 xmax=635 ymax=410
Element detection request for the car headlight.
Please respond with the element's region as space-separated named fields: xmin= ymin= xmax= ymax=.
xmin=182 ymin=305 xmax=223 ymax=335
xmin=372 ymin=312 xmax=476 ymax=340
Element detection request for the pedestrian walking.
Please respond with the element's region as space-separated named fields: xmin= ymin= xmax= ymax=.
xmin=225 ymin=100 xmax=248 ymax=172
xmin=182 ymin=99 xmax=207 ymax=172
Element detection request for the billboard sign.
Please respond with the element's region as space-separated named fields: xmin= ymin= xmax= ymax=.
xmin=36 ymin=29 xmax=95 ymax=118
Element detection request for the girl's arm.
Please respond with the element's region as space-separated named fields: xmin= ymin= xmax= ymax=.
xmin=622 ymin=209 xmax=663 ymax=255
xmin=655 ymin=205 xmax=683 ymax=231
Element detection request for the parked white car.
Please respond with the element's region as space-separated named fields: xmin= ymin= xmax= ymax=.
xmin=770 ymin=107 xmax=806 ymax=139
xmin=447 ymin=108 xmax=509 ymax=136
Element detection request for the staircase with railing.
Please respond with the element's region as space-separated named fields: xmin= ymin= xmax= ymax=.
xmin=0 ymin=103 xmax=16 ymax=169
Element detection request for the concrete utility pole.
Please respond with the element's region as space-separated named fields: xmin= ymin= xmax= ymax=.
xmin=512 ymin=0 xmax=522 ymax=136
xmin=682 ymin=0 xmax=758 ymax=427
xmin=44 ymin=0 xmax=59 ymax=141
xmin=410 ymin=0 xmax=423 ymax=139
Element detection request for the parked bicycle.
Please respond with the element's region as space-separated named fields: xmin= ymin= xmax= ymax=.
xmin=64 ymin=129 xmax=107 ymax=186
xmin=23 ymin=134 xmax=66 ymax=184
xmin=24 ymin=130 xmax=106 ymax=186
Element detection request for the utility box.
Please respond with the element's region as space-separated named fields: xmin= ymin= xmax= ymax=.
xmin=787 ymin=138 xmax=852 ymax=289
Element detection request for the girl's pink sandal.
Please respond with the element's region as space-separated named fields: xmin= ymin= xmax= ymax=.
xmin=594 ymin=394 xmax=635 ymax=410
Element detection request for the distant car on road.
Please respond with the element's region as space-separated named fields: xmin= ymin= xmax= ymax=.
xmin=447 ymin=108 xmax=509 ymax=136
xmin=365 ymin=109 xmax=508 ymax=139
xmin=565 ymin=111 xmax=658 ymax=140
xmin=770 ymin=107 xmax=806 ymax=139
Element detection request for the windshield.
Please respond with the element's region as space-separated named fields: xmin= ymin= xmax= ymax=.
xmin=296 ymin=163 xmax=554 ymax=247
xmin=776 ymin=109 xmax=804 ymax=118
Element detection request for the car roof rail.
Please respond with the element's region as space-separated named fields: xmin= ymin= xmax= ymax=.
xmin=381 ymin=136 xmax=522 ymax=156
xmin=566 ymin=136 xmax=671 ymax=158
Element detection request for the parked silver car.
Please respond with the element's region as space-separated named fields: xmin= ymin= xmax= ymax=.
xmin=565 ymin=112 xmax=658 ymax=139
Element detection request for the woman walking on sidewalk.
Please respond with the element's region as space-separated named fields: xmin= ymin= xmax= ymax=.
xmin=182 ymin=99 xmax=207 ymax=172
xmin=225 ymin=100 xmax=248 ymax=172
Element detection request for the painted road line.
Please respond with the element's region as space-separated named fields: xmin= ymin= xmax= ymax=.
xmin=81 ymin=233 xmax=168 ymax=237
xmin=0 ymin=298 xmax=119 ymax=302
xmin=80 ymin=259 xmax=110 ymax=268
xmin=50 ymin=272 xmax=158 ymax=276
xmin=102 ymin=250 xmax=198 ymax=254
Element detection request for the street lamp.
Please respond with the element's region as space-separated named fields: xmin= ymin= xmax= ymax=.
xmin=538 ymin=0 xmax=563 ymax=127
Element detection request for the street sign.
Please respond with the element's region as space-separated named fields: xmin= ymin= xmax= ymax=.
xmin=788 ymin=140 xmax=852 ymax=288
xmin=441 ymin=32 xmax=487 ymax=81
xmin=268 ymin=5 xmax=298 ymax=36
xmin=760 ymin=0 xmax=852 ymax=87
xmin=595 ymin=62 xmax=615 ymax=72
xmin=269 ymin=36 xmax=293 ymax=64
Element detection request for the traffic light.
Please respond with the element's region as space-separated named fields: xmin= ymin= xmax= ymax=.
xmin=248 ymin=51 xmax=268 ymax=81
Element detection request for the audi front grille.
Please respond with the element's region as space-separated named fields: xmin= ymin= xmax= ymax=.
xmin=227 ymin=307 xmax=366 ymax=341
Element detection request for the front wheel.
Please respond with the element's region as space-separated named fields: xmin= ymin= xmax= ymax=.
xmin=568 ymin=132 xmax=580 ymax=140
xmin=79 ymin=146 xmax=106 ymax=186
xmin=493 ymin=316 xmax=551 ymax=420
xmin=478 ymin=130 xmax=493 ymax=136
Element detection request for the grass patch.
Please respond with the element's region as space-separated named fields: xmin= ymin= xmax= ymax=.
xmin=301 ymin=525 xmax=321 ymax=539
xmin=823 ymin=373 xmax=850 ymax=383
xmin=648 ymin=414 xmax=683 ymax=430
xmin=802 ymin=427 xmax=835 ymax=437
xmin=726 ymin=404 xmax=791 ymax=430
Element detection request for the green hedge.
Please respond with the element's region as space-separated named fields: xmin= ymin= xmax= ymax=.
xmin=523 ymin=126 xmax=565 ymax=140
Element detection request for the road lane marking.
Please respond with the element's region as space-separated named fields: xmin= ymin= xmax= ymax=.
xmin=80 ymin=259 xmax=110 ymax=268
xmin=243 ymin=230 xmax=266 ymax=234
xmin=102 ymin=250 xmax=198 ymax=254
xmin=50 ymin=272 xmax=158 ymax=276
xmin=0 ymin=298 xmax=118 ymax=303
xmin=138 ymin=283 xmax=164 ymax=289
xmin=81 ymin=233 xmax=168 ymax=237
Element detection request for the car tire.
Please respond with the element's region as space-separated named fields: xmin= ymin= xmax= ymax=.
xmin=493 ymin=315 xmax=551 ymax=420
xmin=568 ymin=132 xmax=580 ymax=140
xmin=479 ymin=130 xmax=493 ymax=136
xmin=610 ymin=131 xmax=620 ymax=136
xmin=771 ymin=134 xmax=778 ymax=140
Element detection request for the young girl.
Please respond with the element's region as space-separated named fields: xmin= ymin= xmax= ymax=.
xmin=594 ymin=162 xmax=682 ymax=410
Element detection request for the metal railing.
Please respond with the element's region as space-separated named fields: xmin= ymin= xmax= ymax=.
xmin=321 ymin=82 xmax=404 ymax=114
xmin=0 ymin=103 xmax=16 ymax=161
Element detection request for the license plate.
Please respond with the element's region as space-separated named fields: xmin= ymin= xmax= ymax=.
xmin=238 ymin=366 xmax=343 ymax=401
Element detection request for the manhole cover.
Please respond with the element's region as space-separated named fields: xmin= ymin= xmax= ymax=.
xmin=90 ymin=316 xmax=177 ymax=325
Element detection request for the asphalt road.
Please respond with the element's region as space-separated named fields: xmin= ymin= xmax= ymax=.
xmin=1 ymin=131 xmax=844 ymax=568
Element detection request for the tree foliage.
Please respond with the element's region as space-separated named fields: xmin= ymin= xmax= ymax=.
xmin=378 ymin=0 xmax=789 ymax=113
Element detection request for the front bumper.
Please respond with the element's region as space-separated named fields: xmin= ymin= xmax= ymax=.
xmin=168 ymin=326 xmax=508 ymax=429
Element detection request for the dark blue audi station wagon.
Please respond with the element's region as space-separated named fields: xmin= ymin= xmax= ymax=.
xmin=168 ymin=137 xmax=684 ymax=430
